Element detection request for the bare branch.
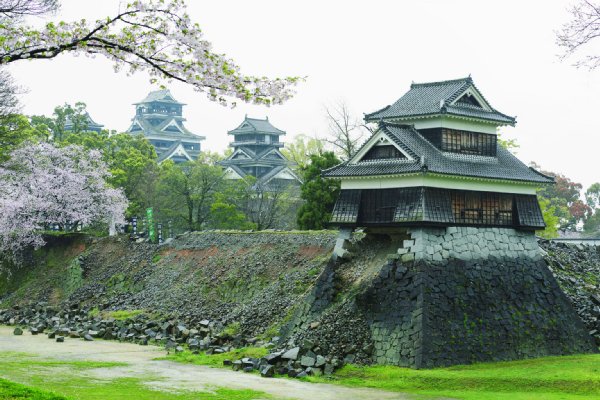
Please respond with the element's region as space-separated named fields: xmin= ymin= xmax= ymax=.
xmin=323 ymin=101 xmax=367 ymax=160
xmin=0 ymin=0 xmax=59 ymax=19
xmin=556 ymin=0 xmax=600 ymax=69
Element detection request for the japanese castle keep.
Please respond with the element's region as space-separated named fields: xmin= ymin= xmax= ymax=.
xmin=318 ymin=77 xmax=597 ymax=368
xmin=126 ymin=90 xmax=205 ymax=163
xmin=220 ymin=116 xmax=301 ymax=188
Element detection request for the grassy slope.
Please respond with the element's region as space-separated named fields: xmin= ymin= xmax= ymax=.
xmin=166 ymin=350 xmax=600 ymax=400
xmin=0 ymin=352 xmax=270 ymax=400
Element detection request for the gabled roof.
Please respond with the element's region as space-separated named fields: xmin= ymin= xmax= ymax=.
xmin=256 ymin=147 xmax=287 ymax=160
xmin=323 ymin=122 xmax=553 ymax=184
xmin=259 ymin=165 xmax=302 ymax=185
xmin=157 ymin=140 xmax=194 ymax=163
xmin=227 ymin=116 xmax=286 ymax=136
xmin=223 ymin=164 xmax=247 ymax=179
xmin=134 ymin=89 xmax=185 ymax=105
xmin=364 ymin=77 xmax=515 ymax=125
xmin=128 ymin=116 xmax=205 ymax=141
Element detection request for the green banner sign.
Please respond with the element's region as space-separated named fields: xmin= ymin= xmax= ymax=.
xmin=146 ymin=207 xmax=155 ymax=243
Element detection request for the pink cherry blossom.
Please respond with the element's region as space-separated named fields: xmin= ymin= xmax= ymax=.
xmin=0 ymin=142 xmax=128 ymax=260
xmin=0 ymin=0 xmax=302 ymax=107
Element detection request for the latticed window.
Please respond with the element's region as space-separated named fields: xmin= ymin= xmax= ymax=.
xmin=515 ymin=195 xmax=545 ymax=228
xmin=330 ymin=190 xmax=361 ymax=223
xmin=361 ymin=145 xmax=406 ymax=161
xmin=330 ymin=187 xmax=543 ymax=229
xmin=440 ymin=129 xmax=496 ymax=156
xmin=449 ymin=191 xmax=514 ymax=226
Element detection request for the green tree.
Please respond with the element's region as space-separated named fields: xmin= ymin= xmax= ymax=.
xmin=0 ymin=114 xmax=48 ymax=162
xmin=104 ymin=134 xmax=160 ymax=217
xmin=585 ymin=182 xmax=600 ymax=209
xmin=281 ymin=134 xmax=325 ymax=170
xmin=208 ymin=193 xmax=256 ymax=230
xmin=530 ymin=163 xmax=586 ymax=230
xmin=297 ymin=151 xmax=341 ymax=230
xmin=583 ymin=182 xmax=600 ymax=235
xmin=497 ymin=132 xmax=519 ymax=153
xmin=537 ymin=198 xmax=559 ymax=239
xmin=31 ymin=102 xmax=89 ymax=142
xmin=157 ymin=155 xmax=225 ymax=231
xmin=56 ymin=128 xmax=160 ymax=217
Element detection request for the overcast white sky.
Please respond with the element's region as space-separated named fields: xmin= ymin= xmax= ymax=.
xmin=8 ymin=0 xmax=600 ymax=190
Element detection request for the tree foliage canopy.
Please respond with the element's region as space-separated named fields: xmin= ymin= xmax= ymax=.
xmin=281 ymin=134 xmax=324 ymax=170
xmin=297 ymin=151 xmax=340 ymax=230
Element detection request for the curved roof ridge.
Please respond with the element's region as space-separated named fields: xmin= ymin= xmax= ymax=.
xmin=410 ymin=76 xmax=472 ymax=88
xmin=364 ymin=104 xmax=391 ymax=119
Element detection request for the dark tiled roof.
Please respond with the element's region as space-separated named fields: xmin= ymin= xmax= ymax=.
xmin=364 ymin=77 xmax=515 ymax=125
xmin=228 ymin=116 xmax=286 ymax=135
xmin=323 ymin=122 xmax=553 ymax=185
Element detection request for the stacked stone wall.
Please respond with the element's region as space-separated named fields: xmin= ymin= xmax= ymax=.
xmin=398 ymin=227 xmax=541 ymax=263
xmin=287 ymin=227 xmax=597 ymax=369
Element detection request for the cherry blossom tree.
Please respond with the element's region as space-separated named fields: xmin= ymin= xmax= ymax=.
xmin=0 ymin=0 xmax=300 ymax=107
xmin=0 ymin=142 xmax=127 ymax=259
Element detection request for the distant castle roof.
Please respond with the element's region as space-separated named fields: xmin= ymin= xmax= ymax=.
xmin=134 ymin=89 xmax=185 ymax=105
xmin=64 ymin=112 xmax=104 ymax=132
xmin=365 ymin=77 xmax=515 ymax=125
xmin=228 ymin=116 xmax=286 ymax=136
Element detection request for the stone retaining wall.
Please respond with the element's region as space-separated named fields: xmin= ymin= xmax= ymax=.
xmin=288 ymin=227 xmax=597 ymax=368
xmin=398 ymin=227 xmax=541 ymax=263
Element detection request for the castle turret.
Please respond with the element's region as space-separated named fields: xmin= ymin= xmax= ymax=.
xmin=219 ymin=116 xmax=300 ymax=188
xmin=325 ymin=77 xmax=552 ymax=230
xmin=126 ymin=89 xmax=205 ymax=163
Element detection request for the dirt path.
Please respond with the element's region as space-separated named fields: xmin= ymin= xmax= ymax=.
xmin=0 ymin=326 xmax=425 ymax=400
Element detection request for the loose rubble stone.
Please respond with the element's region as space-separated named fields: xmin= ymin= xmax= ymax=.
xmin=260 ymin=365 xmax=275 ymax=377
xmin=281 ymin=347 xmax=300 ymax=360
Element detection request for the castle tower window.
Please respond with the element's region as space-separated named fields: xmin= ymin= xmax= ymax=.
xmin=362 ymin=144 xmax=406 ymax=161
xmin=440 ymin=129 xmax=497 ymax=156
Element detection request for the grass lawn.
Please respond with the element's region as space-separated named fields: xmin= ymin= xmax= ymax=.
xmin=307 ymin=354 xmax=600 ymax=400
xmin=0 ymin=352 xmax=270 ymax=400
xmin=0 ymin=378 xmax=67 ymax=400
xmin=168 ymin=350 xmax=600 ymax=400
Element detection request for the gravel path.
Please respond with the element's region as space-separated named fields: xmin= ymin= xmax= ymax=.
xmin=0 ymin=326 xmax=427 ymax=400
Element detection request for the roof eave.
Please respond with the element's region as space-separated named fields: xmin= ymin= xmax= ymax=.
xmin=323 ymin=170 xmax=552 ymax=185
xmin=365 ymin=112 xmax=515 ymax=126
